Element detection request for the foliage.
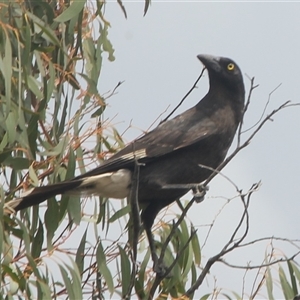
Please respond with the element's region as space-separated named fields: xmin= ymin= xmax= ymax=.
xmin=0 ymin=0 xmax=124 ymax=298
xmin=0 ymin=1 xmax=299 ymax=299
xmin=0 ymin=0 xmax=202 ymax=299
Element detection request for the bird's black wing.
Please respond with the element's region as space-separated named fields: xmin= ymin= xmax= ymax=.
xmin=75 ymin=106 xmax=218 ymax=179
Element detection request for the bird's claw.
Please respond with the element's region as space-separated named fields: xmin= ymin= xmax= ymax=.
xmin=192 ymin=184 xmax=209 ymax=203
xmin=161 ymin=183 xmax=209 ymax=203
xmin=153 ymin=259 xmax=172 ymax=278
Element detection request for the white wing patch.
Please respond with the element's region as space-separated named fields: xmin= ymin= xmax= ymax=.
xmin=118 ymin=148 xmax=147 ymax=161
xmin=73 ymin=169 xmax=132 ymax=199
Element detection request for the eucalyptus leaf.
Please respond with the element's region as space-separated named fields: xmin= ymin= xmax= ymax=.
xmin=54 ymin=0 xmax=86 ymax=23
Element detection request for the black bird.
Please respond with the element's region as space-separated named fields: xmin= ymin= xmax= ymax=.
xmin=6 ymin=54 xmax=245 ymax=273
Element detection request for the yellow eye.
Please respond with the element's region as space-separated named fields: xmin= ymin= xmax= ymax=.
xmin=227 ymin=63 xmax=235 ymax=71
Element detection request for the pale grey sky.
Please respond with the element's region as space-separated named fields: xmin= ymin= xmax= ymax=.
xmin=94 ymin=2 xmax=300 ymax=298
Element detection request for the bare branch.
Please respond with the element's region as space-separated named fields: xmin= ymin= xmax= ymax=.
xmin=242 ymin=82 xmax=282 ymax=135
xmin=125 ymin=156 xmax=142 ymax=299
xmin=237 ymin=76 xmax=259 ymax=146
xmin=219 ymin=251 xmax=300 ymax=270
xmin=160 ymin=67 xmax=206 ymax=124
xmin=185 ymin=183 xmax=259 ymax=296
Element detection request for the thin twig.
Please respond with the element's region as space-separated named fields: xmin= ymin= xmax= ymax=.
xmin=242 ymin=83 xmax=282 ymax=135
xmin=160 ymin=68 xmax=206 ymax=124
xmin=219 ymin=251 xmax=300 ymax=270
xmin=185 ymin=183 xmax=258 ymax=296
xmin=124 ymin=155 xmax=141 ymax=299
xmin=237 ymin=76 xmax=259 ymax=146
xmin=200 ymin=101 xmax=296 ymax=192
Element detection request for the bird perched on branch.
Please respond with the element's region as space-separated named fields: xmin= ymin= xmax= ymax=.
xmin=5 ymin=54 xmax=245 ymax=275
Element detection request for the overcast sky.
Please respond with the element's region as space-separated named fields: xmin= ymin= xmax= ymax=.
xmin=93 ymin=2 xmax=300 ymax=298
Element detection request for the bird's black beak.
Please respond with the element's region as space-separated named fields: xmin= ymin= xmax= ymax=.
xmin=197 ymin=54 xmax=221 ymax=72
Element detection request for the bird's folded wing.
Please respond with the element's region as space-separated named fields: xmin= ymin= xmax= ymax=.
xmin=75 ymin=108 xmax=218 ymax=179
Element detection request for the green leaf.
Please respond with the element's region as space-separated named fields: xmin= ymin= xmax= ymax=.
xmin=67 ymin=195 xmax=81 ymax=225
xmin=118 ymin=245 xmax=131 ymax=297
xmin=144 ymin=0 xmax=151 ymax=16
xmin=200 ymin=294 xmax=211 ymax=300
xmin=288 ymin=260 xmax=298 ymax=295
xmin=3 ymin=156 xmax=30 ymax=170
xmin=266 ymin=265 xmax=275 ymax=300
xmin=27 ymin=76 xmax=43 ymax=100
xmin=40 ymin=136 xmax=69 ymax=156
xmin=0 ymin=225 xmax=5 ymax=267
xmin=31 ymin=220 xmax=44 ymax=259
xmin=28 ymin=163 xmax=39 ymax=187
xmin=117 ymin=0 xmax=127 ymax=19
xmin=14 ymin=220 xmax=30 ymax=255
xmin=75 ymin=143 xmax=86 ymax=174
xmin=75 ymin=229 xmax=87 ymax=275
xmin=65 ymin=260 xmax=83 ymax=299
xmin=2 ymin=264 xmax=20 ymax=292
xmin=59 ymin=265 xmax=75 ymax=299
xmin=23 ymin=10 xmax=60 ymax=46
xmin=190 ymin=263 xmax=197 ymax=299
xmin=1 ymin=233 xmax=14 ymax=266
xmin=66 ymin=147 xmax=76 ymax=179
xmin=1 ymin=33 xmax=12 ymax=115
xmin=96 ymin=242 xmax=114 ymax=294
xmin=181 ymin=243 xmax=193 ymax=278
xmin=45 ymin=198 xmax=59 ymax=251
xmin=279 ymin=265 xmax=294 ymax=300
xmin=6 ymin=112 xmax=17 ymax=145
xmin=136 ymin=249 xmax=150 ymax=299
xmin=34 ymin=50 xmax=46 ymax=77
xmin=0 ymin=132 xmax=8 ymax=152
xmin=221 ymin=293 xmax=233 ymax=300
xmin=27 ymin=114 xmax=39 ymax=159
xmin=46 ymin=61 xmax=55 ymax=102
xmin=291 ymin=262 xmax=300 ymax=285
xmin=191 ymin=226 xmax=201 ymax=266
xmin=54 ymin=0 xmax=86 ymax=23
xmin=101 ymin=25 xmax=115 ymax=62
xmin=231 ymin=291 xmax=242 ymax=300
xmin=21 ymin=18 xmax=32 ymax=65
xmin=91 ymin=106 xmax=105 ymax=118
xmin=109 ymin=205 xmax=130 ymax=223
xmin=37 ymin=280 xmax=52 ymax=300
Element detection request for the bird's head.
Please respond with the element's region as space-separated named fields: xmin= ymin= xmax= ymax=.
xmin=197 ymin=54 xmax=244 ymax=94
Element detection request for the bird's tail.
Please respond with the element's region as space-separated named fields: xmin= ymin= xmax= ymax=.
xmin=3 ymin=169 xmax=132 ymax=214
xmin=5 ymin=180 xmax=83 ymax=213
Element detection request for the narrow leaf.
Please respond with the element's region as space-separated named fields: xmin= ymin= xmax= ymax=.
xmin=191 ymin=226 xmax=201 ymax=266
xmin=118 ymin=245 xmax=131 ymax=297
xmin=144 ymin=0 xmax=151 ymax=16
xmin=75 ymin=229 xmax=87 ymax=275
xmin=279 ymin=265 xmax=294 ymax=300
xmin=266 ymin=265 xmax=275 ymax=300
xmin=287 ymin=260 xmax=298 ymax=295
xmin=109 ymin=206 xmax=130 ymax=223
xmin=27 ymin=76 xmax=43 ymax=100
xmin=31 ymin=220 xmax=44 ymax=259
xmin=96 ymin=242 xmax=114 ymax=294
xmin=59 ymin=265 xmax=75 ymax=299
xmin=54 ymin=0 xmax=86 ymax=23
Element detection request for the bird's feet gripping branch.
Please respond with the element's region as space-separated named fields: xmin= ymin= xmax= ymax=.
xmin=162 ymin=183 xmax=209 ymax=203
xmin=4 ymin=54 xmax=245 ymax=276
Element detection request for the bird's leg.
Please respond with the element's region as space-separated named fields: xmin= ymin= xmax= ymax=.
xmin=144 ymin=226 xmax=167 ymax=276
xmin=142 ymin=205 xmax=169 ymax=277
